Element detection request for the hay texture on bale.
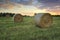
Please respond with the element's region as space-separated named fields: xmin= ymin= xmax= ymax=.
xmin=34 ymin=13 xmax=53 ymax=28
xmin=14 ymin=14 xmax=23 ymax=23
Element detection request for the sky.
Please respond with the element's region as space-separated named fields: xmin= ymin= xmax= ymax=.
xmin=0 ymin=0 xmax=60 ymax=16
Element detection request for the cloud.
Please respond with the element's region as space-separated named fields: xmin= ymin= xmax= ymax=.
xmin=0 ymin=0 xmax=60 ymax=15
xmin=10 ymin=0 xmax=33 ymax=5
xmin=37 ymin=0 xmax=60 ymax=8
xmin=38 ymin=0 xmax=60 ymax=3
xmin=0 ymin=0 xmax=3 ymax=2
xmin=0 ymin=0 xmax=33 ymax=5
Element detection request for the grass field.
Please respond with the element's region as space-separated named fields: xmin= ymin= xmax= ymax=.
xmin=0 ymin=16 xmax=60 ymax=40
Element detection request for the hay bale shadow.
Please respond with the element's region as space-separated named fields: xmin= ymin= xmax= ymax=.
xmin=30 ymin=36 xmax=49 ymax=40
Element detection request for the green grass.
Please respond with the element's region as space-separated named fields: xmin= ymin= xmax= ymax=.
xmin=0 ymin=17 xmax=60 ymax=40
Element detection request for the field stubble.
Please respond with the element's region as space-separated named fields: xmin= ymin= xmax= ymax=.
xmin=0 ymin=17 xmax=60 ymax=40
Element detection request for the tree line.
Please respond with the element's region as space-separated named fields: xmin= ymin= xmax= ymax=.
xmin=0 ymin=12 xmax=15 ymax=17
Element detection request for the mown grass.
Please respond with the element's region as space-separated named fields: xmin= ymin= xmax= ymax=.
xmin=0 ymin=16 xmax=60 ymax=40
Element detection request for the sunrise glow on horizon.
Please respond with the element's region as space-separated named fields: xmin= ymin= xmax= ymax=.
xmin=0 ymin=0 xmax=60 ymax=16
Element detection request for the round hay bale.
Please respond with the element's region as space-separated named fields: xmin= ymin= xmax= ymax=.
xmin=14 ymin=14 xmax=23 ymax=23
xmin=34 ymin=13 xmax=53 ymax=28
xmin=6 ymin=14 xmax=10 ymax=17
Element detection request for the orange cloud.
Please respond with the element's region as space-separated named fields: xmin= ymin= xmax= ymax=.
xmin=47 ymin=9 xmax=60 ymax=15
xmin=7 ymin=4 xmax=14 ymax=9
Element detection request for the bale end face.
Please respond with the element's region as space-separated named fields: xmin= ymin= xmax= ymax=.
xmin=14 ymin=14 xmax=23 ymax=23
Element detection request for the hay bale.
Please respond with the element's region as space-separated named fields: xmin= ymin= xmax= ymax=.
xmin=14 ymin=14 xmax=23 ymax=23
xmin=34 ymin=13 xmax=53 ymax=28
xmin=6 ymin=14 xmax=10 ymax=17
